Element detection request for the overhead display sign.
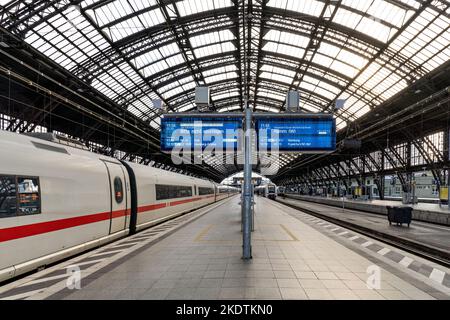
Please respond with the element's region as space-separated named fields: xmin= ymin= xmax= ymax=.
xmin=256 ymin=116 xmax=336 ymax=153
xmin=161 ymin=116 xmax=243 ymax=153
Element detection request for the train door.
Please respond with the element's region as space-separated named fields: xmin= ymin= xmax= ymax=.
xmin=103 ymin=161 xmax=129 ymax=234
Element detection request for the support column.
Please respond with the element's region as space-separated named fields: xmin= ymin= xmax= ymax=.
xmin=242 ymin=106 xmax=253 ymax=260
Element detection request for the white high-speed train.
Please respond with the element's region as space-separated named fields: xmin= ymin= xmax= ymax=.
xmin=0 ymin=130 xmax=237 ymax=282
xmin=255 ymin=183 xmax=277 ymax=200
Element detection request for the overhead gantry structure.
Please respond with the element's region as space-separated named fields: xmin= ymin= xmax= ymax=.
xmin=0 ymin=0 xmax=449 ymax=182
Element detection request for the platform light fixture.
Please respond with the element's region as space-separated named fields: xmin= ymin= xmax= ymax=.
xmin=286 ymin=91 xmax=300 ymax=112
xmin=335 ymin=99 xmax=346 ymax=110
xmin=195 ymin=86 xmax=211 ymax=112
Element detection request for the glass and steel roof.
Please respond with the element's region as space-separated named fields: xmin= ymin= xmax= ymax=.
xmin=0 ymin=0 xmax=448 ymax=176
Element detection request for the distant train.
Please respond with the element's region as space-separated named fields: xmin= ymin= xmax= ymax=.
xmin=0 ymin=130 xmax=239 ymax=282
xmin=217 ymin=185 xmax=241 ymax=196
xmin=255 ymin=183 xmax=277 ymax=200
xmin=277 ymin=186 xmax=286 ymax=198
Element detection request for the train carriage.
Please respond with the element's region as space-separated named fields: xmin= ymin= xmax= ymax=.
xmin=0 ymin=130 xmax=232 ymax=282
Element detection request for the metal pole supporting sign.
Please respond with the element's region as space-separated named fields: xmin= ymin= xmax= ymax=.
xmin=242 ymin=106 xmax=253 ymax=259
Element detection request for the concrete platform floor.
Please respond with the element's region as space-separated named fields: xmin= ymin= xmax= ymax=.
xmin=54 ymin=196 xmax=450 ymax=300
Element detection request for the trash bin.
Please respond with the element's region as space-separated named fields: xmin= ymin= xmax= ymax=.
xmin=386 ymin=206 xmax=412 ymax=227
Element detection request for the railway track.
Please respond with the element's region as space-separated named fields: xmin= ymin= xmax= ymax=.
xmin=275 ymin=197 xmax=450 ymax=269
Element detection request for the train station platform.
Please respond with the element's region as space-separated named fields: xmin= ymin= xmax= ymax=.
xmin=1 ymin=196 xmax=449 ymax=300
xmin=276 ymin=197 xmax=450 ymax=264
xmin=285 ymin=195 xmax=450 ymax=226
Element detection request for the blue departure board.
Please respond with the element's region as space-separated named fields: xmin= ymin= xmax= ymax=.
xmin=161 ymin=117 xmax=243 ymax=152
xmin=256 ymin=117 xmax=336 ymax=152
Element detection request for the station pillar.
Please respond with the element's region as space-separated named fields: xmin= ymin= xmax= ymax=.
xmin=242 ymin=106 xmax=253 ymax=260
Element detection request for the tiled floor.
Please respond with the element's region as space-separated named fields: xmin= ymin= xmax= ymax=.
xmin=59 ymin=197 xmax=449 ymax=300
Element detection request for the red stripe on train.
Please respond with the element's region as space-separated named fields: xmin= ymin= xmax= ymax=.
xmin=138 ymin=203 xmax=167 ymax=213
xmin=0 ymin=195 xmax=218 ymax=242
xmin=0 ymin=210 xmax=126 ymax=243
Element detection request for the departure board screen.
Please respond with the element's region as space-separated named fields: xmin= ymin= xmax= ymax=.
xmin=256 ymin=117 xmax=336 ymax=152
xmin=161 ymin=117 xmax=243 ymax=153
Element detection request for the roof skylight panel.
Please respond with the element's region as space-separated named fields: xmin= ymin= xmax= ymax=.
xmin=194 ymin=43 xmax=228 ymax=58
xmin=202 ymin=67 xmax=226 ymax=78
xmin=256 ymin=105 xmax=270 ymax=112
xmin=176 ymin=0 xmax=232 ymax=17
xmin=311 ymin=54 xmax=333 ymax=70
xmin=105 ymin=24 xmax=126 ymax=42
xmin=127 ymin=105 xmax=142 ymax=117
xmin=224 ymin=105 xmax=241 ymax=111
xmin=262 ymin=41 xmax=278 ymax=53
xmin=333 ymin=8 xmax=363 ymax=30
xmin=330 ymin=59 xmax=359 ymax=78
xmin=129 ymin=101 xmax=148 ymax=116
xmin=149 ymin=120 xmax=160 ymax=129
xmin=164 ymin=53 xmax=184 ymax=67
xmin=178 ymin=104 xmax=195 ymax=112
xmin=140 ymin=61 xmax=165 ymax=77
xmin=164 ymin=86 xmax=185 ymax=100
xmin=357 ymin=16 xmax=394 ymax=42
xmin=136 ymin=9 xmax=166 ymax=28
xmin=267 ymin=0 xmax=324 ymax=16
xmin=318 ymin=42 xmax=343 ymax=59
xmin=316 ymin=81 xmax=342 ymax=96
xmin=289 ymin=0 xmax=325 ymax=16
xmin=299 ymin=81 xmax=319 ymax=94
xmin=129 ymin=0 xmax=158 ymax=11
xmin=341 ymin=0 xmax=371 ymax=12
xmin=366 ymin=0 xmax=409 ymax=27
xmin=25 ymin=31 xmax=43 ymax=47
xmin=335 ymin=48 xmax=368 ymax=70
xmin=159 ymin=42 xmax=182 ymax=57
xmin=94 ymin=1 xmax=131 ymax=26
xmin=397 ymin=0 xmax=420 ymax=10
xmin=265 ymin=72 xmax=292 ymax=84
xmin=336 ymin=120 xmax=347 ymax=130
xmin=81 ymin=0 xmax=96 ymax=7
xmin=258 ymin=90 xmax=284 ymax=102
xmin=182 ymin=82 xmax=196 ymax=91
xmin=205 ymin=72 xmax=237 ymax=84
xmin=159 ymin=75 xmax=195 ymax=93
xmin=91 ymin=80 xmax=117 ymax=99
xmin=354 ymin=61 xmax=382 ymax=85
xmin=268 ymin=92 xmax=285 ymax=102
xmin=213 ymin=92 xmax=237 ymax=101
xmin=260 ymin=65 xmax=296 ymax=79
xmin=136 ymin=49 xmax=164 ymax=68
xmin=352 ymin=104 xmax=371 ymax=118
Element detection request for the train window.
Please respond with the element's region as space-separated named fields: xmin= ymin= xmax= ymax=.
xmin=17 ymin=177 xmax=41 ymax=215
xmin=0 ymin=176 xmax=17 ymax=218
xmin=0 ymin=176 xmax=41 ymax=218
xmin=198 ymin=187 xmax=214 ymax=195
xmin=155 ymin=185 xmax=193 ymax=200
xmin=114 ymin=177 xmax=124 ymax=204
